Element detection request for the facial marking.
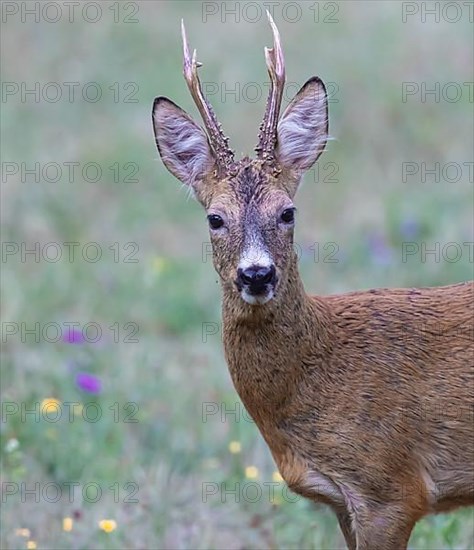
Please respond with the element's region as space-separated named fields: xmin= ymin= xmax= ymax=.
xmin=239 ymin=242 xmax=273 ymax=271
xmin=236 ymin=210 xmax=277 ymax=305
xmin=241 ymin=288 xmax=274 ymax=305
xmin=208 ymin=160 xmax=291 ymax=307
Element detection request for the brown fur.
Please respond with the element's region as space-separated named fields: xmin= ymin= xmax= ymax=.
xmin=223 ymin=258 xmax=473 ymax=549
xmin=152 ymin=19 xmax=473 ymax=549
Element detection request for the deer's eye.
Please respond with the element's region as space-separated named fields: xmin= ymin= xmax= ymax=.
xmin=208 ymin=214 xmax=224 ymax=230
xmin=280 ymin=208 xmax=295 ymax=224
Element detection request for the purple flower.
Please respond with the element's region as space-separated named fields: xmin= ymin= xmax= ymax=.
xmin=75 ymin=372 xmax=102 ymax=394
xmin=63 ymin=328 xmax=85 ymax=344
xmin=367 ymin=233 xmax=393 ymax=266
xmin=399 ymin=218 xmax=420 ymax=239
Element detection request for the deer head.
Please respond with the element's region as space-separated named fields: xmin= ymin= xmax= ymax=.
xmin=152 ymin=12 xmax=328 ymax=307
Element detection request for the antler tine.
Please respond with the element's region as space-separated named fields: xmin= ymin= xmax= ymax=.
xmin=181 ymin=20 xmax=235 ymax=174
xmin=255 ymin=11 xmax=286 ymax=164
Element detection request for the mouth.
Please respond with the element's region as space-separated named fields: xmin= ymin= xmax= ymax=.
xmin=235 ymin=279 xmax=277 ymax=306
xmin=241 ymin=287 xmax=275 ymax=305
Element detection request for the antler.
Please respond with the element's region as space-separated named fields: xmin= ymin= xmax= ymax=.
xmin=181 ymin=20 xmax=236 ymax=175
xmin=255 ymin=11 xmax=286 ymax=164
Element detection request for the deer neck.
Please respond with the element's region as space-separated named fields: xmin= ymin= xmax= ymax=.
xmin=220 ymin=254 xmax=333 ymax=426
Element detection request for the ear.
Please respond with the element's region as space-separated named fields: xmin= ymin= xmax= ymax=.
xmin=152 ymin=96 xmax=215 ymax=187
xmin=276 ymin=77 xmax=328 ymax=176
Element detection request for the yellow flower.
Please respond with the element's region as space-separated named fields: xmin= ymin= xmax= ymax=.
xmin=245 ymin=465 xmax=259 ymax=479
xmin=272 ymin=471 xmax=284 ymax=483
xmin=15 ymin=528 xmax=30 ymax=537
xmin=99 ymin=519 xmax=117 ymax=533
xmin=63 ymin=517 xmax=73 ymax=532
xmin=27 ymin=542 xmax=37 ymax=550
xmin=228 ymin=440 xmax=241 ymax=454
xmin=41 ymin=398 xmax=61 ymax=414
xmin=152 ymin=257 xmax=168 ymax=275
xmin=272 ymin=494 xmax=283 ymax=506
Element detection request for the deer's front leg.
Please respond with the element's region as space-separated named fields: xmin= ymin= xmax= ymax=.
xmin=333 ymin=507 xmax=356 ymax=550
xmin=352 ymin=504 xmax=416 ymax=550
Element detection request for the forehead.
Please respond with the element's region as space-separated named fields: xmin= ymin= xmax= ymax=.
xmin=210 ymin=159 xmax=288 ymax=211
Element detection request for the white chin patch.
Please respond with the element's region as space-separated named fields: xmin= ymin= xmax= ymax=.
xmin=241 ymin=289 xmax=274 ymax=305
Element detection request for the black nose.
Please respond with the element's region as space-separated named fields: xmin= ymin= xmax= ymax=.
xmin=237 ymin=265 xmax=276 ymax=291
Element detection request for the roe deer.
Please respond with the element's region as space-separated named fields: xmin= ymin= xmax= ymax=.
xmin=152 ymin=12 xmax=474 ymax=550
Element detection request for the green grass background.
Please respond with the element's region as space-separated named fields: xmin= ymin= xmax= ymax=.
xmin=1 ymin=1 xmax=473 ymax=548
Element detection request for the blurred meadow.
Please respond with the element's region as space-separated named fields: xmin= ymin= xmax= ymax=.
xmin=1 ymin=1 xmax=473 ymax=548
